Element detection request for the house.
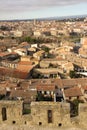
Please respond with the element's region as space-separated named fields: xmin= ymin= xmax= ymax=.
xmin=28 ymin=47 xmax=37 ymax=56
xmin=79 ymin=37 xmax=87 ymax=58
xmin=40 ymin=58 xmax=66 ymax=68
xmin=0 ymin=89 xmax=6 ymax=99
xmin=33 ymin=50 xmax=45 ymax=60
xmin=61 ymin=62 xmax=74 ymax=73
xmin=18 ymin=42 xmax=30 ymax=49
xmin=16 ymin=61 xmax=35 ymax=78
xmin=33 ymin=31 xmax=42 ymax=37
xmin=0 ymin=52 xmax=12 ymax=60
xmin=64 ymin=86 xmax=83 ymax=101
xmin=34 ymin=68 xmax=62 ymax=78
xmin=36 ymin=84 xmax=55 ymax=98
xmin=20 ymin=56 xmax=32 ymax=62
xmin=81 ymin=85 xmax=87 ymax=101
xmin=9 ymin=89 xmax=37 ymax=102
xmin=36 ymin=80 xmax=64 ymax=102
xmin=10 ymin=30 xmax=23 ymax=37
xmin=50 ymin=28 xmax=58 ymax=36
xmin=1 ymin=61 xmax=17 ymax=69
xmin=82 ymin=86 xmax=87 ymax=94
xmin=0 ymin=52 xmax=19 ymax=69
xmin=14 ymin=48 xmax=28 ymax=56
xmin=30 ymin=43 xmax=38 ymax=48
xmin=0 ymin=65 xmax=33 ymax=79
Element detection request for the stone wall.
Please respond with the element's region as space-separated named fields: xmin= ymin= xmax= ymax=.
xmin=0 ymin=101 xmax=87 ymax=128
xmin=0 ymin=101 xmax=31 ymax=125
xmin=31 ymin=102 xmax=71 ymax=127
xmin=78 ymin=103 xmax=87 ymax=127
xmin=0 ymin=101 xmax=23 ymax=124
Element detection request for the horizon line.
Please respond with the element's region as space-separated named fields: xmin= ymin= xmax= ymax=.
xmin=0 ymin=14 xmax=87 ymax=22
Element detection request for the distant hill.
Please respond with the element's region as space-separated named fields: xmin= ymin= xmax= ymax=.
xmin=37 ymin=14 xmax=87 ymax=21
xmin=0 ymin=14 xmax=87 ymax=22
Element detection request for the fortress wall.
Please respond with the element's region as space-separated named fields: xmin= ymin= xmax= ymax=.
xmin=0 ymin=101 xmax=87 ymax=127
xmin=31 ymin=102 xmax=71 ymax=127
xmin=78 ymin=103 xmax=87 ymax=127
xmin=0 ymin=101 xmax=23 ymax=124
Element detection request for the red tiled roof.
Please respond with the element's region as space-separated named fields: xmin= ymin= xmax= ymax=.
xmin=0 ymin=52 xmax=10 ymax=57
xmin=82 ymin=86 xmax=87 ymax=91
xmin=82 ymin=38 xmax=87 ymax=45
xmin=18 ymin=61 xmax=33 ymax=65
xmin=76 ymin=78 xmax=87 ymax=86
xmin=62 ymin=79 xmax=77 ymax=87
xmin=64 ymin=86 xmax=83 ymax=97
xmin=16 ymin=65 xmax=33 ymax=72
xmin=10 ymin=90 xmax=37 ymax=99
xmin=0 ymin=89 xmax=6 ymax=95
xmin=0 ymin=67 xmax=29 ymax=79
xmin=37 ymin=84 xmax=55 ymax=91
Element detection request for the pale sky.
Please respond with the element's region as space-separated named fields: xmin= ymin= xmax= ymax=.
xmin=0 ymin=0 xmax=87 ymax=20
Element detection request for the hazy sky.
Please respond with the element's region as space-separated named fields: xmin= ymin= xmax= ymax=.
xmin=0 ymin=0 xmax=87 ymax=20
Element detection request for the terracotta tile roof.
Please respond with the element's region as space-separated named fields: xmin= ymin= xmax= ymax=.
xmin=10 ymin=90 xmax=37 ymax=99
xmin=18 ymin=61 xmax=33 ymax=65
xmin=18 ymin=42 xmax=29 ymax=48
xmin=62 ymin=79 xmax=77 ymax=87
xmin=9 ymin=52 xmax=18 ymax=55
xmin=53 ymin=79 xmax=63 ymax=88
xmin=76 ymin=78 xmax=87 ymax=86
xmin=37 ymin=84 xmax=55 ymax=91
xmin=0 ymin=89 xmax=6 ymax=95
xmin=0 ymin=67 xmax=29 ymax=79
xmin=82 ymin=38 xmax=87 ymax=45
xmin=63 ymin=62 xmax=73 ymax=68
xmin=17 ymin=81 xmax=29 ymax=89
xmin=0 ymin=80 xmax=16 ymax=90
xmin=64 ymin=86 xmax=83 ymax=97
xmin=0 ymin=52 xmax=10 ymax=57
xmin=16 ymin=65 xmax=33 ymax=72
xmin=82 ymin=86 xmax=87 ymax=91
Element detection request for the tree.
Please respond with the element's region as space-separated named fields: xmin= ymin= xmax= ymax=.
xmin=20 ymin=36 xmax=44 ymax=44
xmin=70 ymin=99 xmax=84 ymax=117
xmin=42 ymin=46 xmax=50 ymax=53
xmin=69 ymin=70 xmax=81 ymax=78
xmin=36 ymin=93 xmax=44 ymax=101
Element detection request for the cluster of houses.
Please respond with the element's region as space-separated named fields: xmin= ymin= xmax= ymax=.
xmin=0 ymin=78 xmax=87 ymax=103
xmin=0 ymin=41 xmax=44 ymax=79
xmin=0 ymin=17 xmax=87 ymax=41
xmin=0 ymin=19 xmax=87 ymax=104
xmin=1 ymin=36 xmax=87 ymax=79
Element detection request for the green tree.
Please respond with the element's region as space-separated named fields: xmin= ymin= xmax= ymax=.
xmin=20 ymin=36 xmax=44 ymax=43
xmin=36 ymin=93 xmax=44 ymax=101
xmin=42 ymin=46 xmax=50 ymax=53
xmin=70 ymin=99 xmax=84 ymax=117
xmin=69 ymin=70 xmax=81 ymax=78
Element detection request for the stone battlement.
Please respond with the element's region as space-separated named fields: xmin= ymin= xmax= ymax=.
xmin=0 ymin=101 xmax=86 ymax=128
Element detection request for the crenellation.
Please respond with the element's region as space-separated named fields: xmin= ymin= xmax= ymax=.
xmin=0 ymin=100 xmax=86 ymax=128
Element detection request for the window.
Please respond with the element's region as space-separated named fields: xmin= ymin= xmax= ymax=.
xmin=48 ymin=110 xmax=52 ymax=123
xmin=2 ymin=107 xmax=7 ymax=121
